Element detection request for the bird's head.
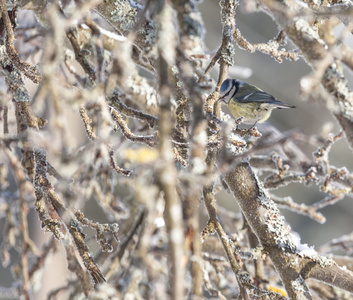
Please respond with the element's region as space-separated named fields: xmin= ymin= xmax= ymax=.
xmin=219 ymin=79 xmax=243 ymax=104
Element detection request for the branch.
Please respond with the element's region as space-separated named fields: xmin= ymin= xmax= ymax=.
xmin=202 ymin=1 xmax=251 ymax=299
xmin=95 ymin=0 xmax=156 ymax=59
xmin=0 ymin=0 xmax=42 ymax=83
xmin=271 ymin=195 xmax=325 ymax=224
xmin=33 ymin=149 xmax=105 ymax=287
xmin=155 ymin=3 xmax=185 ymax=299
xmin=224 ymin=161 xmax=353 ymax=298
xmin=110 ymin=107 xmax=157 ymax=147
xmin=109 ymin=92 xmax=157 ymax=128
xmin=233 ymin=28 xmax=299 ymax=63
xmin=262 ymin=0 xmax=353 ymax=150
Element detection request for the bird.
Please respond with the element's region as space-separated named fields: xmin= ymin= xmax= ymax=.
xmin=219 ymin=79 xmax=295 ymax=126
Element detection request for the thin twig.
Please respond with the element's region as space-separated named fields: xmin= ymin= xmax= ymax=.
xmin=109 ymin=93 xmax=158 ymax=128
xmin=0 ymin=0 xmax=42 ymax=83
xmin=110 ymin=107 xmax=157 ymax=147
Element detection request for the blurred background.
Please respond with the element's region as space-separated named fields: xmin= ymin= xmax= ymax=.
xmin=1 ymin=1 xmax=353 ymax=299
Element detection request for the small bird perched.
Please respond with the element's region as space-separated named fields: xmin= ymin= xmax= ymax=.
xmin=219 ymin=79 xmax=295 ymax=126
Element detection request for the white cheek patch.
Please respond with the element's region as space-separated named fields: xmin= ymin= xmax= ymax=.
xmin=221 ymin=85 xmax=236 ymax=104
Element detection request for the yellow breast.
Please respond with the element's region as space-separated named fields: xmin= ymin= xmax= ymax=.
xmin=227 ymin=101 xmax=272 ymax=125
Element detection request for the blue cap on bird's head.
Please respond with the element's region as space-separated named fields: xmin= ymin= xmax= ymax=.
xmin=220 ymin=79 xmax=232 ymax=94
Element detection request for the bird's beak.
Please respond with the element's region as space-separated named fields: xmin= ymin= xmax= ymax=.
xmin=219 ymin=95 xmax=229 ymax=104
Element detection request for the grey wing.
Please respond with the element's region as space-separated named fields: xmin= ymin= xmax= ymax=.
xmin=236 ymin=91 xmax=277 ymax=103
xmin=236 ymin=91 xmax=295 ymax=108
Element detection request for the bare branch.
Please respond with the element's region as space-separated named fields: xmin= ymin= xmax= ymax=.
xmin=0 ymin=0 xmax=42 ymax=83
